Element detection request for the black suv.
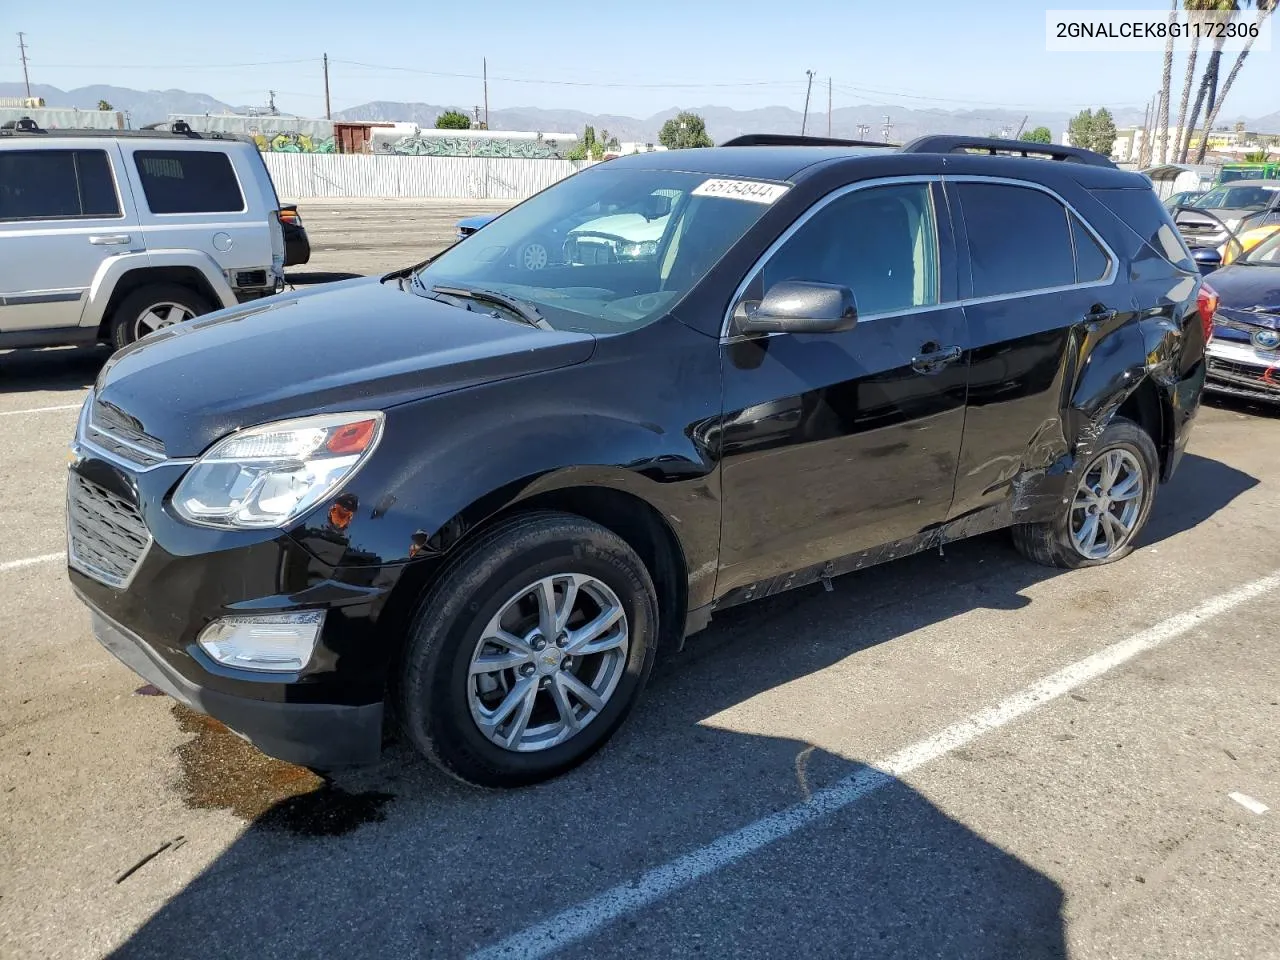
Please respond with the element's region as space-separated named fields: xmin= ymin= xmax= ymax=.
xmin=68 ymin=136 xmax=1210 ymax=787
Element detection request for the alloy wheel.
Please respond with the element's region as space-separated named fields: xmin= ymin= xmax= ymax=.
xmin=133 ymin=301 xmax=195 ymax=340
xmin=467 ymin=573 xmax=629 ymax=752
xmin=1069 ymin=448 xmax=1146 ymax=560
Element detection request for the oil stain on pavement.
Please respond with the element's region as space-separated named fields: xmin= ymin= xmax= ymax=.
xmin=171 ymin=704 xmax=393 ymax=836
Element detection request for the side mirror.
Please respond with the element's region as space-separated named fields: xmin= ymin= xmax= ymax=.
xmin=1192 ymin=247 xmax=1222 ymax=274
xmin=641 ymin=194 xmax=672 ymax=220
xmin=734 ymin=280 xmax=859 ymax=335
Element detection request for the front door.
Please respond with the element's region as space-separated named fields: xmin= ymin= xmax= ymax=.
xmin=716 ymin=178 xmax=969 ymax=597
xmin=0 ymin=145 xmax=137 ymax=333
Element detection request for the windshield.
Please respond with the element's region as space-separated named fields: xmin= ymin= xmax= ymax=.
xmin=1242 ymin=229 xmax=1280 ymax=264
xmin=1195 ymin=185 xmax=1280 ymax=209
xmin=411 ymin=166 xmax=783 ymax=333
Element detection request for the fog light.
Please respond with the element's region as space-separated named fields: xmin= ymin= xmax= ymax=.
xmin=197 ymin=611 xmax=324 ymax=673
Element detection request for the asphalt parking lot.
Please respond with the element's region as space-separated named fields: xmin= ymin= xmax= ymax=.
xmin=2 ymin=200 xmax=1279 ymax=960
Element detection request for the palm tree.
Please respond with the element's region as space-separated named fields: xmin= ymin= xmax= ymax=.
xmin=1181 ymin=1 xmax=1241 ymax=160
xmin=1174 ymin=2 xmax=1231 ymax=163
xmin=1155 ymin=0 xmax=1180 ymax=164
xmin=1194 ymin=0 xmax=1276 ymax=162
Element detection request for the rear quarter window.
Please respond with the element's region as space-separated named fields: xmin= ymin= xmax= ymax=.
xmin=1093 ymin=187 xmax=1195 ymax=271
xmin=133 ymin=150 xmax=245 ymax=214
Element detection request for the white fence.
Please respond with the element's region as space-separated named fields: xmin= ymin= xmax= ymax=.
xmin=262 ymin=153 xmax=593 ymax=201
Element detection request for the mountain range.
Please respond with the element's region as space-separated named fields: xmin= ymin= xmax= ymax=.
xmin=4 ymin=82 xmax=1276 ymax=144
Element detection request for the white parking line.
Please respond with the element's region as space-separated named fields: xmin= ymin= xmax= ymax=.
xmin=1229 ymin=792 xmax=1269 ymax=815
xmin=470 ymin=569 xmax=1280 ymax=960
xmin=0 ymin=552 xmax=64 ymax=573
xmin=0 ymin=402 xmax=83 ymax=418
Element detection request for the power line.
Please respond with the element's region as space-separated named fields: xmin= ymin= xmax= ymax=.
xmin=35 ymin=58 xmax=319 ymax=70
xmin=332 ymin=60 xmax=807 ymax=90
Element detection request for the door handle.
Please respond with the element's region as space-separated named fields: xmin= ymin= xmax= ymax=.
xmin=89 ymin=234 xmax=131 ymax=245
xmin=911 ymin=344 xmax=962 ymax=375
xmin=1083 ymin=307 xmax=1117 ymax=331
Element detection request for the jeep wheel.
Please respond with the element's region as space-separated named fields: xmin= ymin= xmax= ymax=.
xmin=397 ymin=511 xmax=658 ymax=788
xmin=109 ymin=283 xmax=215 ymax=349
xmin=518 ymin=241 xmax=549 ymax=271
xmin=1011 ymin=416 xmax=1159 ymax=569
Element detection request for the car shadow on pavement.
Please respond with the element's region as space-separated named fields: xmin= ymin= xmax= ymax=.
xmin=0 ymin=346 xmax=106 ymax=394
xmin=107 ymin=452 xmax=1254 ymax=959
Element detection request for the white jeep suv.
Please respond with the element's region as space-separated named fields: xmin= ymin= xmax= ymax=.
xmin=0 ymin=118 xmax=286 ymax=351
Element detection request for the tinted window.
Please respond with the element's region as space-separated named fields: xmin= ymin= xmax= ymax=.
xmin=958 ymin=183 xmax=1074 ymax=297
xmin=1071 ymin=213 xmax=1111 ymax=282
xmin=1093 ymin=187 xmax=1195 ymax=271
xmin=761 ymin=182 xmax=939 ymax=316
xmin=77 ymin=150 xmax=121 ymax=217
xmin=0 ymin=149 xmax=120 ymax=221
xmin=134 ymin=150 xmax=244 ymax=213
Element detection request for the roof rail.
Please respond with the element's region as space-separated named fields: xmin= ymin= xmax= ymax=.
xmin=0 ymin=116 xmax=46 ymax=135
xmin=900 ymin=135 xmax=1116 ymax=168
xmin=0 ymin=123 xmax=248 ymax=143
xmin=720 ymin=133 xmax=898 ymax=149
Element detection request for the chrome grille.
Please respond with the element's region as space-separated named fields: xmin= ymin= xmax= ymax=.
xmin=86 ymin=401 xmax=166 ymax=468
xmin=67 ymin=473 xmax=152 ymax=588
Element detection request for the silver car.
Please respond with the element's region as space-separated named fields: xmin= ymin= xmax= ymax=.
xmin=0 ymin=118 xmax=286 ymax=351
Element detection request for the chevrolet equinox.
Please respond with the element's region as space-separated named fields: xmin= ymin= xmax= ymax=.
xmin=67 ymin=135 xmax=1210 ymax=787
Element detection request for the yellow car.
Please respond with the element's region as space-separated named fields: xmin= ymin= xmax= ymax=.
xmin=1221 ymin=222 xmax=1280 ymax=264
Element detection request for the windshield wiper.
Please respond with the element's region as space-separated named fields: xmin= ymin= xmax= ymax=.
xmin=430 ymin=285 xmax=552 ymax=330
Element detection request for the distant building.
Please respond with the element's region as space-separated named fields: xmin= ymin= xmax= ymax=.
xmin=608 ymin=142 xmax=668 ymax=158
xmin=166 ymin=114 xmax=579 ymax=158
xmin=0 ymin=106 xmax=122 ymax=130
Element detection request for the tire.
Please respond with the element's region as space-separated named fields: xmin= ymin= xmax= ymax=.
xmin=397 ymin=511 xmax=659 ymax=788
xmin=109 ymin=283 xmax=215 ymax=350
xmin=517 ymin=240 xmax=550 ymax=271
xmin=1011 ymin=416 xmax=1159 ymax=570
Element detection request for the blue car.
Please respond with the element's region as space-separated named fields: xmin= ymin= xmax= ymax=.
xmin=456 ymin=213 xmax=497 ymax=240
xmin=1202 ymin=228 xmax=1280 ymax=403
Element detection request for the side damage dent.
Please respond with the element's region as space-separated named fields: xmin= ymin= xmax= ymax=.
xmin=1009 ymin=319 xmax=1171 ymax=524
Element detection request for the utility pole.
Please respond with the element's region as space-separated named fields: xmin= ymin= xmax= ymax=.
xmin=267 ymin=90 xmax=278 ymax=115
xmin=1015 ymin=114 xmax=1028 ymax=138
xmin=827 ymin=77 xmax=832 ymax=137
xmin=17 ymin=32 xmax=31 ymax=99
xmin=323 ymin=53 xmax=331 ymax=120
xmin=882 ymin=115 xmax=893 ymax=143
xmin=1146 ymin=99 xmax=1157 ymax=165
xmin=857 ymin=123 xmax=869 ymax=139
xmin=483 ymin=58 xmax=489 ymax=130
xmin=801 ymin=69 xmax=815 ymax=135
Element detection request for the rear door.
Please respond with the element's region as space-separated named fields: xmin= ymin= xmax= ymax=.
xmin=945 ymin=177 xmax=1127 ymax=520
xmin=0 ymin=143 xmax=138 ymax=333
xmin=116 ymin=140 xmax=275 ymax=286
xmin=716 ymin=178 xmax=970 ymax=596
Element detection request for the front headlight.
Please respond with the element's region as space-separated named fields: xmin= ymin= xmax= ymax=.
xmin=619 ymin=240 xmax=658 ymax=259
xmin=172 ymin=411 xmax=384 ymax=529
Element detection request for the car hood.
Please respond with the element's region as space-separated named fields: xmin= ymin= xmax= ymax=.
xmin=1207 ymin=263 xmax=1280 ymax=322
xmin=92 ymin=276 xmax=596 ymax=457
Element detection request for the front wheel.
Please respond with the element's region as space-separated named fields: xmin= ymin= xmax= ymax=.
xmin=1011 ymin=417 xmax=1159 ymax=569
xmin=397 ymin=512 xmax=659 ymax=788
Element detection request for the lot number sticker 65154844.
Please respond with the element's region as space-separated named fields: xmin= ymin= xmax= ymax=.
xmin=691 ymin=179 xmax=790 ymax=204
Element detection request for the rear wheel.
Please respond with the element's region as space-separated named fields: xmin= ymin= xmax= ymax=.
xmin=109 ymin=283 xmax=215 ymax=349
xmin=397 ymin=511 xmax=659 ymax=788
xmin=1011 ymin=417 xmax=1159 ymax=569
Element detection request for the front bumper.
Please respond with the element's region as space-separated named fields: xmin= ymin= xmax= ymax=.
xmin=1205 ymin=338 xmax=1280 ymax=403
xmin=66 ymin=405 xmax=407 ymax=768
xmin=86 ymin=603 xmax=383 ymax=767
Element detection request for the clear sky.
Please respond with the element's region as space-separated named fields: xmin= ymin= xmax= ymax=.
xmin=5 ymin=0 xmax=1276 ymax=121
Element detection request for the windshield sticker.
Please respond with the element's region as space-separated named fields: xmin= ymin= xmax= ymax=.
xmin=691 ymin=179 xmax=790 ymax=205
